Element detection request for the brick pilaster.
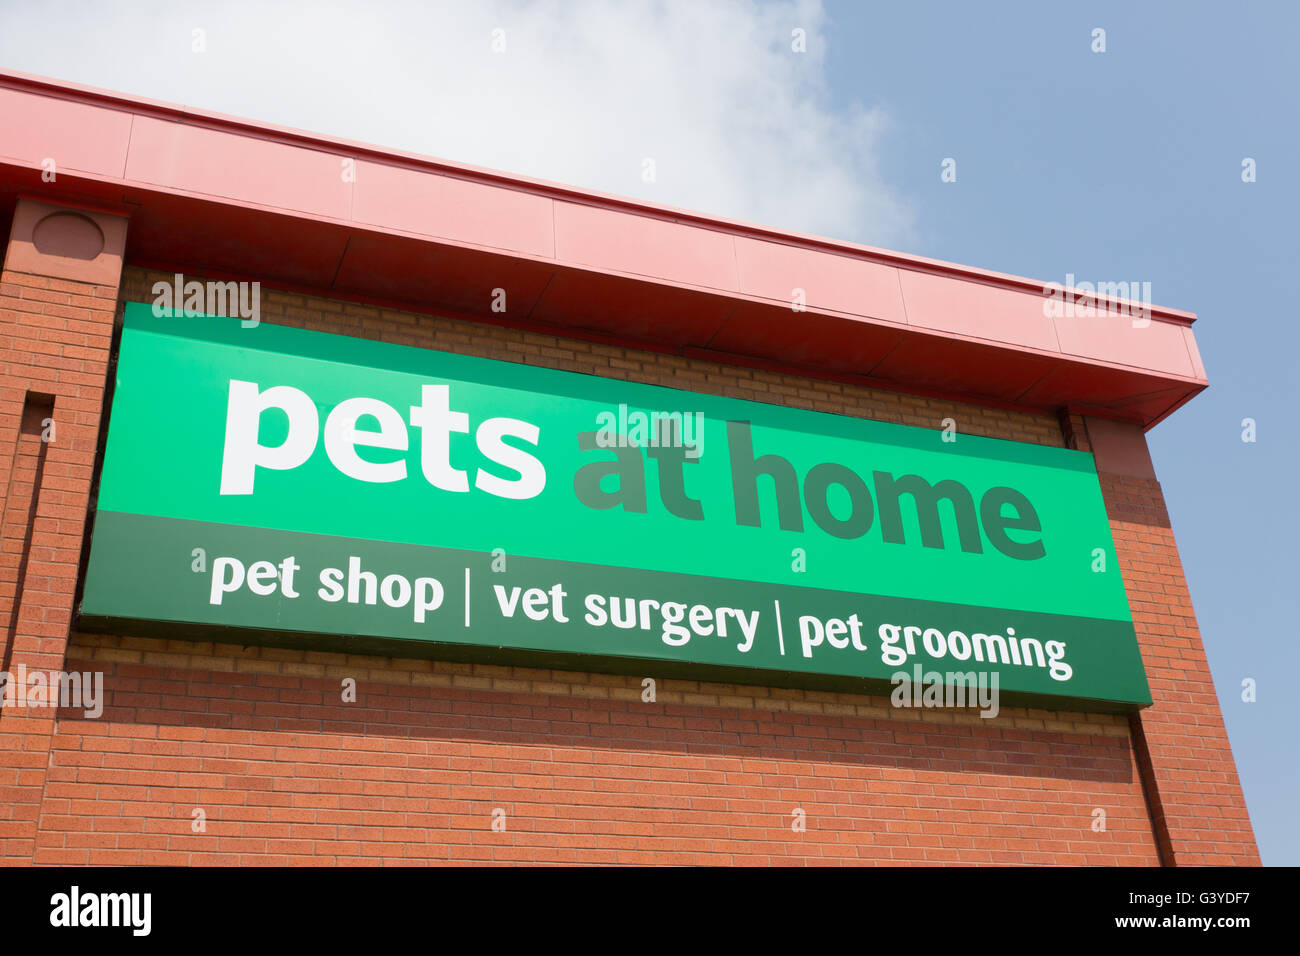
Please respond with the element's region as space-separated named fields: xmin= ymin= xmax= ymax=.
xmin=0 ymin=198 xmax=126 ymax=863
xmin=1086 ymin=416 xmax=1259 ymax=865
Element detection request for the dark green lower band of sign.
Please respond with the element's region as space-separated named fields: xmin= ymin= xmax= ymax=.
xmin=79 ymin=511 xmax=1151 ymax=711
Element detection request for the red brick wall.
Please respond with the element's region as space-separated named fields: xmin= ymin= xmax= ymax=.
xmin=0 ymin=261 xmax=120 ymax=863
xmin=0 ymin=263 xmax=1257 ymax=865
xmin=1101 ymin=471 xmax=1258 ymax=864
xmin=42 ymin=639 xmax=1154 ymax=866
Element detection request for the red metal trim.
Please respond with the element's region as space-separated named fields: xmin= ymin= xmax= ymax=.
xmin=0 ymin=68 xmax=1196 ymax=325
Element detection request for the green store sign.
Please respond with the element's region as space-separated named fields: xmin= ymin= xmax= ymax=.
xmin=80 ymin=303 xmax=1151 ymax=711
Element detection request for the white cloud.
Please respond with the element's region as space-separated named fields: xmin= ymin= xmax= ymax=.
xmin=0 ymin=0 xmax=912 ymax=245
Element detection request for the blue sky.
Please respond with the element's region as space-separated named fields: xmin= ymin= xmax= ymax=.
xmin=1 ymin=0 xmax=1295 ymax=863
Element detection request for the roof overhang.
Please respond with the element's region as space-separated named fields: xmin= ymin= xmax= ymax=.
xmin=0 ymin=69 xmax=1207 ymax=428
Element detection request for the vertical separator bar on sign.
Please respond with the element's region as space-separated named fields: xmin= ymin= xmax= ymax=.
xmin=774 ymin=600 xmax=785 ymax=656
